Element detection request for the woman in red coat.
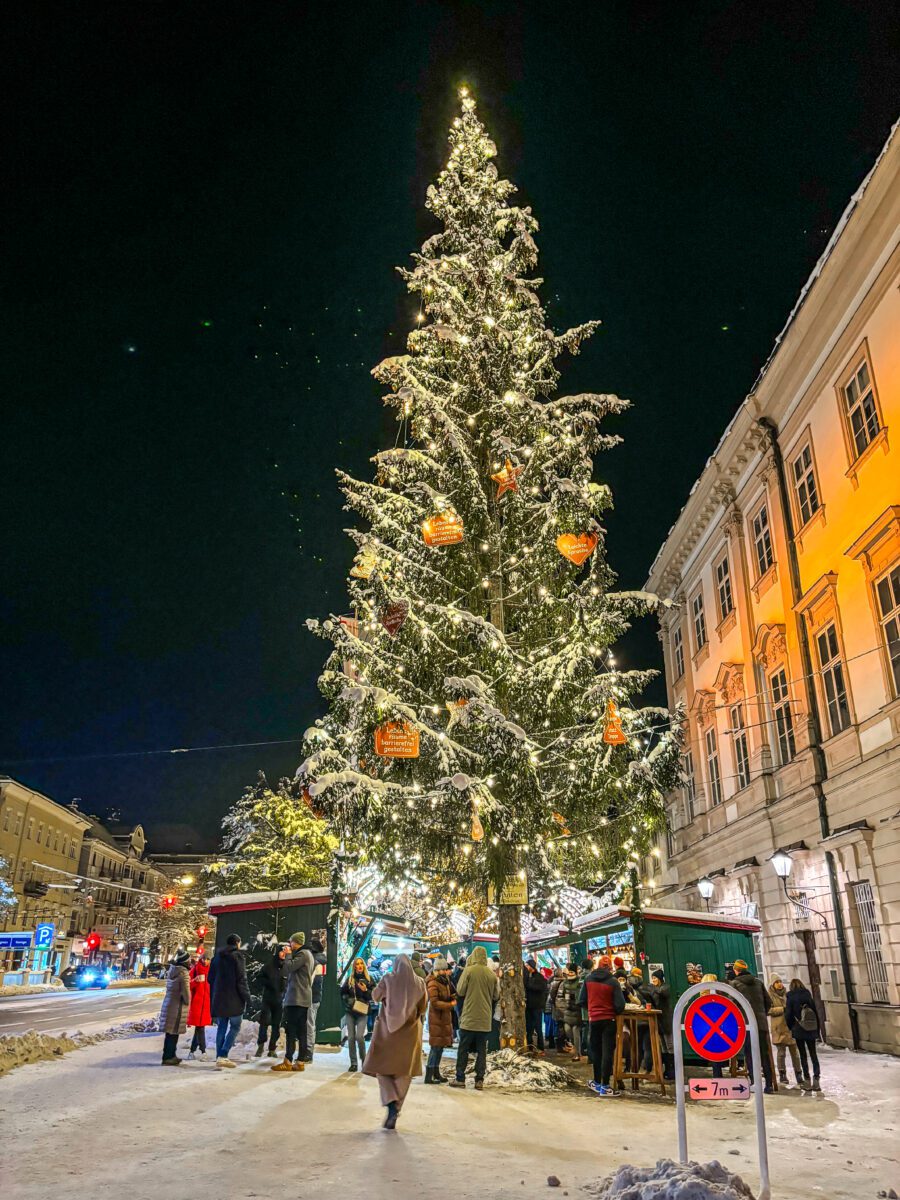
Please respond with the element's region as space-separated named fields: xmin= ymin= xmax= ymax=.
xmin=187 ymin=949 xmax=212 ymax=1058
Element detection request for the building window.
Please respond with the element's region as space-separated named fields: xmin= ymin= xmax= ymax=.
xmin=53 ymin=831 xmax=59 ymax=852
xmin=682 ymin=751 xmax=697 ymax=821
xmin=841 ymin=355 xmax=881 ymax=461
xmin=875 ymin=563 xmax=900 ymax=698
xmin=26 ymin=818 xmax=34 ymax=840
xmin=69 ymin=842 xmax=76 ymax=859
xmin=730 ymin=702 xmax=751 ymax=790
xmin=691 ymin=591 xmax=707 ymax=652
xmin=704 ymin=727 xmax=722 ymax=806
xmin=851 ymin=880 xmax=889 ymax=1003
xmin=770 ymin=666 xmax=796 ymax=765
xmin=665 ymin=822 xmax=676 ymax=860
xmin=14 ymin=813 xmax=22 ymax=836
xmin=791 ymin=441 xmax=821 ymax=527
xmin=36 ymin=823 xmax=44 ymax=846
xmin=816 ymin=623 xmax=851 ymax=736
xmin=1 ymin=808 xmax=9 ymax=832
xmin=715 ymin=553 xmax=734 ymax=622
xmin=672 ymin=625 xmax=685 ymax=680
xmin=752 ymin=504 xmax=774 ymax=578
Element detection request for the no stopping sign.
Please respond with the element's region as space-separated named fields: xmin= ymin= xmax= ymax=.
xmin=684 ymin=994 xmax=747 ymax=1062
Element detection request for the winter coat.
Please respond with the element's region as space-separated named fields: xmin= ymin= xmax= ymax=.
xmin=208 ymin=944 xmax=250 ymax=1020
xmin=426 ymin=973 xmax=456 ymax=1047
xmin=363 ymin=975 xmax=427 ymax=1078
xmin=282 ymin=945 xmax=315 ymax=1007
xmin=560 ymin=976 xmax=583 ymax=1024
xmin=187 ymin=959 xmax=211 ymax=1028
xmin=578 ymin=965 xmax=626 ymax=1023
xmin=457 ymin=946 xmax=501 ymax=1032
xmin=785 ymin=986 xmax=820 ymax=1041
xmin=524 ymin=966 xmax=549 ymax=1011
xmin=767 ymin=979 xmax=795 ymax=1046
xmin=550 ymin=976 xmax=568 ymax=1023
xmin=159 ymin=963 xmax=191 ymax=1035
xmin=258 ymin=955 xmax=284 ymax=1007
xmin=732 ymin=968 xmax=771 ymax=1032
xmin=341 ymin=973 xmax=374 ymax=1014
xmin=310 ymin=942 xmax=327 ymax=1004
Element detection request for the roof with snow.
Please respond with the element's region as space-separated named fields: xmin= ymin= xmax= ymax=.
xmin=208 ymin=886 xmax=331 ymax=910
xmin=571 ymin=903 xmax=760 ymax=933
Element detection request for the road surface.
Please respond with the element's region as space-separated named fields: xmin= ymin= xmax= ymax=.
xmin=0 ymin=985 xmax=163 ymax=1035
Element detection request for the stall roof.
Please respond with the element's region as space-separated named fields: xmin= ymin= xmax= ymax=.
xmin=572 ymin=904 xmax=761 ymax=934
xmin=209 ymin=887 xmax=331 ymax=913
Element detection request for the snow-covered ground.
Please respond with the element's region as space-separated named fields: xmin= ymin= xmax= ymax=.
xmin=0 ymin=1034 xmax=896 ymax=1200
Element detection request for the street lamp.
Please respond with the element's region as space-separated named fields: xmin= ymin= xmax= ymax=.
xmin=697 ymin=876 xmax=715 ymax=912
xmin=769 ymin=848 xmax=828 ymax=928
xmin=770 ymin=849 xmax=793 ymax=879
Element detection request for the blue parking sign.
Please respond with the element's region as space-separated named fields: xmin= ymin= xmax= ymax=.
xmin=35 ymin=922 xmax=55 ymax=949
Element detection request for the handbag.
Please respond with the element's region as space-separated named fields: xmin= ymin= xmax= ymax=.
xmin=352 ymin=998 xmax=369 ymax=1015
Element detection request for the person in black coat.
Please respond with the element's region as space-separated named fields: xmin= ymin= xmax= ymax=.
xmin=255 ymin=944 xmax=287 ymax=1058
xmin=731 ymin=959 xmax=774 ymax=1092
xmin=523 ymin=958 xmax=550 ymax=1053
xmin=785 ymin=978 xmax=822 ymax=1091
xmin=208 ymin=934 xmax=250 ymax=1067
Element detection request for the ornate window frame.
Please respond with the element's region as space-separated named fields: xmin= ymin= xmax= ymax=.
xmin=835 ymin=338 xmax=889 ymax=488
xmin=794 ymin=572 xmax=856 ymax=736
xmin=785 ymin=424 xmax=826 ymax=550
xmin=846 ymin=506 xmax=900 ymax=703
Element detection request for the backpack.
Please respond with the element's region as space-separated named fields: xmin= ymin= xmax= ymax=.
xmin=799 ymin=1002 xmax=818 ymax=1033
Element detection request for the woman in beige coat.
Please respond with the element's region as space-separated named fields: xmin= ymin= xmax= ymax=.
xmin=363 ymin=954 xmax=427 ymax=1128
xmin=768 ymin=975 xmax=802 ymax=1086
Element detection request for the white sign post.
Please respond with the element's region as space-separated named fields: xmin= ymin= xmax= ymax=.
xmin=672 ymin=980 xmax=771 ymax=1200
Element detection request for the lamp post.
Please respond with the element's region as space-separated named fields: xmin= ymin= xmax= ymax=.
xmin=697 ymin=876 xmax=715 ymax=913
xmin=769 ymin=848 xmax=828 ymax=928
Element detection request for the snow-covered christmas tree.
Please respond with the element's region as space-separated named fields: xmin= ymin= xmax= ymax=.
xmin=208 ymin=772 xmax=338 ymax=895
xmin=299 ymin=88 xmax=679 ymax=1046
xmin=0 ymin=855 xmax=15 ymax=911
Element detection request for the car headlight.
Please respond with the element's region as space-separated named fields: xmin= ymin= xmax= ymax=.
xmin=83 ymin=971 xmax=95 ymax=982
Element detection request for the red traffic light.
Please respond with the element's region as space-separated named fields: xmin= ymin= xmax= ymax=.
xmin=85 ymin=932 xmax=101 ymax=951
xmin=161 ymin=894 xmax=178 ymax=910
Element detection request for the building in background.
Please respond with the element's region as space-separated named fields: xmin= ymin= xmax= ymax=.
xmin=645 ymin=124 xmax=899 ymax=1054
xmin=0 ymin=776 xmax=93 ymax=979
xmin=69 ymin=812 xmax=172 ymax=967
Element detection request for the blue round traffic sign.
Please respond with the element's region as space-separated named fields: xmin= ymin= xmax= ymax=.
xmin=684 ymin=994 xmax=746 ymax=1062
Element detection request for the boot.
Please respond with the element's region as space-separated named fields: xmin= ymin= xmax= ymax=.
xmin=254 ymin=1044 xmax=265 ymax=1058
xmin=778 ymin=1072 xmax=789 ymax=1085
xmin=434 ymin=1068 xmax=448 ymax=1084
xmin=383 ymin=1101 xmax=398 ymax=1129
xmin=812 ymin=1076 xmax=821 ymax=1092
xmin=800 ymin=1075 xmax=812 ymax=1091
xmin=424 ymin=1066 xmax=437 ymax=1084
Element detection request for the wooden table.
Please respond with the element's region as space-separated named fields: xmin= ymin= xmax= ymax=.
xmin=613 ymin=1007 xmax=667 ymax=1096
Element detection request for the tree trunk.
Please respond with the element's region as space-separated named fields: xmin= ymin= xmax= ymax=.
xmin=498 ymin=903 xmax=526 ymax=1050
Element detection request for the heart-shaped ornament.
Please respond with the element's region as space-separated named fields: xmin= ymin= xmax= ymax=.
xmin=556 ymin=532 xmax=598 ymax=566
xmin=380 ymin=600 xmax=409 ymax=637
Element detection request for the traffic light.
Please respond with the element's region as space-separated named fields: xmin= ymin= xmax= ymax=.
xmin=161 ymin=894 xmax=178 ymax=910
xmin=85 ymin=932 xmax=101 ymax=952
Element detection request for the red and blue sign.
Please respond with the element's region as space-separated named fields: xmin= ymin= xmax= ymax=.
xmin=684 ymin=994 xmax=747 ymax=1062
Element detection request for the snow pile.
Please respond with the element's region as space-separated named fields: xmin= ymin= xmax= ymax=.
xmin=0 ymin=1018 xmax=159 ymax=1077
xmin=483 ymin=1048 xmax=581 ymax=1092
xmin=0 ymin=980 xmax=64 ymax=997
xmin=583 ymin=1159 xmax=755 ymax=1200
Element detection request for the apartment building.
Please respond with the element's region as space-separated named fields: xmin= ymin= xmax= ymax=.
xmin=645 ymin=124 xmax=899 ymax=1053
xmin=0 ymin=776 xmax=93 ymax=977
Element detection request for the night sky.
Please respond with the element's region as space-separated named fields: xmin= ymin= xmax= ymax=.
xmin=3 ymin=4 xmax=898 ymax=851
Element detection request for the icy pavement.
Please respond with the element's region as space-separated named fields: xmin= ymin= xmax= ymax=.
xmin=0 ymin=1034 xmax=896 ymax=1200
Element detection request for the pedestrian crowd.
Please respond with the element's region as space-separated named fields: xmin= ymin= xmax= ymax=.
xmin=158 ymin=936 xmax=824 ymax=1126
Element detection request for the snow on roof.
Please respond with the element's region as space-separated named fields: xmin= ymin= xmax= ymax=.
xmin=571 ymin=903 xmax=760 ymax=932
xmin=646 ymin=117 xmax=900 ymax=585
xmin=208 ymin=886 xmax=331 ymax=909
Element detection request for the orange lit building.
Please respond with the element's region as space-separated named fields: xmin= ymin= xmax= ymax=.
xmin=645 ymin=123 xmax=899 ymax=1054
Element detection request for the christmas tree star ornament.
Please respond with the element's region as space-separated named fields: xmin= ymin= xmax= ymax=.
xmin=379 ymin=599 xmax=409 ymax=637
xmin=556 ymin=532 xmax=598 ymax=566
xmin=491 ymin=458 xmax=523 ymax=497
xmin=602 ymin=699 xmax=627 ymax=746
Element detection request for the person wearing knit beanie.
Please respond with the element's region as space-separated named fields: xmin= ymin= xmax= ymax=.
xmin=289 ymin=931 xmax=306 ymax=947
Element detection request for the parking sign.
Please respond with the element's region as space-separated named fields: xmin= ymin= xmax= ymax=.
xmin=35 ymin=922 xmax=55 ymax=949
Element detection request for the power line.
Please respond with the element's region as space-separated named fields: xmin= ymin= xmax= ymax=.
xmin=0 ymin=737 xmax=299 ymax=767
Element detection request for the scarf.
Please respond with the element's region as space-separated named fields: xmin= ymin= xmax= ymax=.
xmin=381 ymin=953 xmax=425 ymax=1033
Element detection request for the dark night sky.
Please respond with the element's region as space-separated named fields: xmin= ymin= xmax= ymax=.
xmin=2 ymin=4 xmax=897 ymax=851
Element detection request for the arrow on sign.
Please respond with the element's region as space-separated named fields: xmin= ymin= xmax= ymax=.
xmin=688 ymin=1077 xmax=752 ymax=1100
